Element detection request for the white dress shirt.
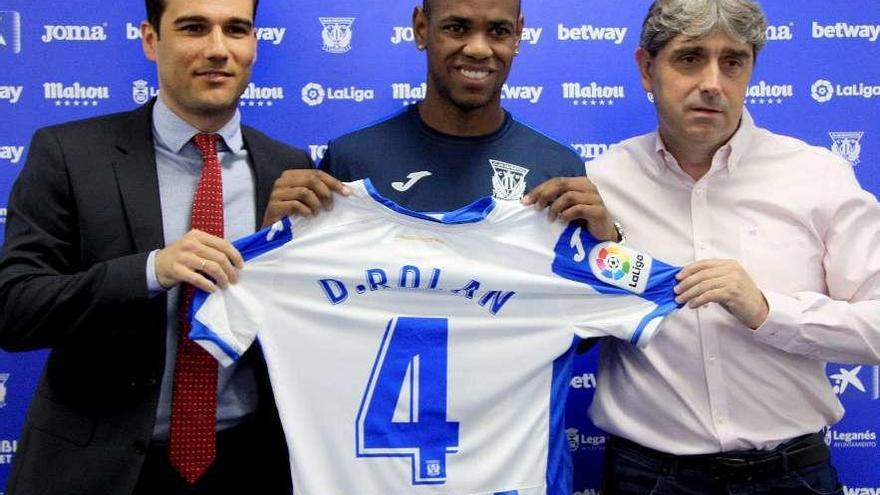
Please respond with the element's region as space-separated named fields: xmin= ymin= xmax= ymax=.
xmin=587 ymin=110 xmax=880 ymax=454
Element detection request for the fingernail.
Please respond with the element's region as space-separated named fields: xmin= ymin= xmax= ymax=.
xmin=342 ymin=186 xmax=352 ymax=196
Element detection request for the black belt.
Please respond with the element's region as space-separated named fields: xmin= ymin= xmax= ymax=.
xmin=608 ymin=432 xmax=830 ymax=483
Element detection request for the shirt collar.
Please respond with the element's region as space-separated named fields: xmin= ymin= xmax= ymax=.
xmin=651 ymin=107 xmax=757 ymax=176
xmin=152 ymin=97 xmax=244 ymax=154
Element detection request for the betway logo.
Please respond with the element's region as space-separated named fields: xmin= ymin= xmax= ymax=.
xmin=0 ymin=145 xmax=24 ymax=164
xmin=558 ymin=24 xmax=627 ymax=44
xmin=844 ymin=487 xmax=880 ymax=495
xmin=572 ymin=143 xmax=611 ymax=161
xmin=124 ymin=22 xmax=287 ymax=44
xmin=42 ymin=23 xmax=108 ymax=42
xmin=501 ymin=84 xmax=543 ymax=103
xmin=813 ymin=22 xmax=880 ymax=42
xmin=308 ymin=144 xmax=327 ymax=162
xmin=570 ymin=372 xmax=596 ymax=389
xmin=0 ymin=86 xmax=23 ymax=104
xmin=390 ymin=26 xmax=543 ymax=45
xmin=43 ymin=82 xmax=110 ymax=106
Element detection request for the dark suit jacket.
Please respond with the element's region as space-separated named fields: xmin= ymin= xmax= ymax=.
xmin=0 ymin=101 xmax=312 ymax=495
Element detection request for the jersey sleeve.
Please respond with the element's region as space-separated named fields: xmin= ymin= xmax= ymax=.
xmin=551 ymin=223 xmax=681 ymax=348
xmin=189 ymin=217 xmax=295 ymax=366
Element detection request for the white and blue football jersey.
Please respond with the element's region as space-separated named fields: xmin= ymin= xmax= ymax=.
xmin=191 ymin=179 xmax=680 ymax=495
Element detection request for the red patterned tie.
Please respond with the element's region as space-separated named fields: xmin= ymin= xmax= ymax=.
xmin=169 ymin=133 xmax=223 ymax=484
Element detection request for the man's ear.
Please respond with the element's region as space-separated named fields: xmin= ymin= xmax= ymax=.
xmin=141 ymin=21 xmax=159 ymax=62
xmin=635 ymin=47 xmax=654 ymax=93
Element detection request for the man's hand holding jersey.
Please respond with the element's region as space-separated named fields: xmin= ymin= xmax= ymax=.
xmin=155 ymin=229 xmax=245 ymax=293
xmin=674 ymin=259 xmax=770 ymax=330
xmin=262 ymin=169 xmax=351 ymax=227
xmin=522 ymin=176 xmax=620 ymax=242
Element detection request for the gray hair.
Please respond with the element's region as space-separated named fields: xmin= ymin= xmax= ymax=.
xmin=639 ymin=0 xmax=768 ymax=57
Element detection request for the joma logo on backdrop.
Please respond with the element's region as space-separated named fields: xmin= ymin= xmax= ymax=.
xmin=41 ymin=23 xmax=107 ymax=42
xmin=765 ymin=23 xmax=794 ymax=41
xmin=124 ymin=22 xmax=287 ymax=45
xmin=389 ymin=26 xmax=543 ymax=45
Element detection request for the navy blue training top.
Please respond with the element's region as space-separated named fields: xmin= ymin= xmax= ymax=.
xmin=321 ymin=105 xmax=586 ymax=212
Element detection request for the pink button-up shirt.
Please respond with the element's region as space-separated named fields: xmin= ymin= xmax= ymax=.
xmin=587 ymin=110 xmax=880 ymax=454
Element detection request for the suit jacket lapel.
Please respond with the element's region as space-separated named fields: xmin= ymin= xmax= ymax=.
xmin=242 ymin=126 xmax=273 ymax=228
xmin=112 ymin=102 xmax=165 ymax=253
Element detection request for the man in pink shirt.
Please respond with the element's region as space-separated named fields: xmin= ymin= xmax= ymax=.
xmin=584 ymin=0 xmax=880 ymax=493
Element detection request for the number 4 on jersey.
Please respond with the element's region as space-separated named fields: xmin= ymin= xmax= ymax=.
xmin=356 ymin=317 xmax=460 ymax=484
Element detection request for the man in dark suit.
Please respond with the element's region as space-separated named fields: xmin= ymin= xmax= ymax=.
xmin=0 ymin=0 xmax=311 ymax=493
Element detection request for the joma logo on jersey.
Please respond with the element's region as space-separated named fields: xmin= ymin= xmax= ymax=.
xmin=501 ymin=84 xmax=543 ymax=104
xmin=43 ymin=82 xmax=110 ymax=106
xmin=558 ymin=24 xmax=627 ymax=44
xmin=390 ymin=26 xmax=543 ymax=45
xmin=489 ymin=159 xmax=529 ymax=200
xmin=830 ymin=132 xmax=864 ymax=166
xmin=813 ymin=22 xmax=880 ymax=42
xmin=0 ymin=85 xmax=23 ymax=104
xmin=42 ymin=23 xmax=107 ymax=42
xmin=0 ymin=146 xmax=24 ymax=164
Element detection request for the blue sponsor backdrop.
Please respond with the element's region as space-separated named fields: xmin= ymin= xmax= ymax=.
xmin=1 ymin=1 xmax=878 ymax=493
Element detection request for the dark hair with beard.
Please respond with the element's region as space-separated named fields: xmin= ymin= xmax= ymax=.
xmin=146 ymin=0 xmax=260 ymax=36
xmin=422 ymin=0 xmax=521 ymax=17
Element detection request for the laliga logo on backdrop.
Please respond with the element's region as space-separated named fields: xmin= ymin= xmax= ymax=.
xmin=42 ymin=23 xmax=108 ymax=42
xmin=320 ymin=17 xmax=355 ymax=54
xmin=563 ymin=82 xmax=626 ymax=106
xmin=132 ymin=79 xmax=159 ymax=105
xmin=0 ymin=11 xmax=22 ymax=54
xmin=830 ymin=132 xmax=864 ymax=166
xmin=300 ymin=82 xmax=374 ymax=106
xmin=812 ymin=79 xmax=880 ymax=103
xmin=43 ymin=82 xmax=110 ymax=107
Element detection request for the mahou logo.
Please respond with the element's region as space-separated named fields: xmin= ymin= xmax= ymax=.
xmin=43 ymin=82 xmax=110 ymax=106
xmin=562 ymin=82 xmax=625 ymax=106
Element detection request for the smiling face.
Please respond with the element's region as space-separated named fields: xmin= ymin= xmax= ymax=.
xmin=637 ymin=30 xmax=754 ymax=159
xmin=141 ymin=0 xmax=257 ymax=129
xmin=414 ymin=0 xmax=523 ymax=114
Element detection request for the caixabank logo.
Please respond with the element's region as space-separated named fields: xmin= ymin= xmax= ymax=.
xmin=301 ymin=82 xmax=374 ymax=106
xmin=41 ymin=23 xmax=108 ymax=43
xmin=43 ymin=82 xmax=110 ymax=107
xmin=744 ymin=81 xmax=794 ymax=106
xmin=562 ymin=82 xmax=625 ymax=107
xmin=829 ymin=365 xmax=880 ymax=400
xmin=0 ymin=11 xmax=22 ymax=54
xmin=811 ymin=79 xmax=880 ymax=103
xmin=0 ymin=144 xmax=24 ymax=164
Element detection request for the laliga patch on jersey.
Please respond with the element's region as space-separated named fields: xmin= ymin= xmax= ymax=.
xmin=588 ymin=242 xmax=653 ymax=295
